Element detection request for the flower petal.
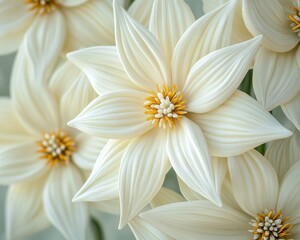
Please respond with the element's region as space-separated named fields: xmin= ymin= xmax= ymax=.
xmin=167 ymin=117 xmax=221 ymax=206
xmin=56 ymin=0 xmax=87 ymax=7
xmin=184 ymin=35 xmax=262 ymax=113
xmin=113 ymin=0 xmax=169 ymax=90
xmin=228 ymin=149 xmax=279 ymax=217
xmin=202 ymin=0 xmax=227 ymax=13
xmin=67 ymin=46 xmax=140 ymax=95
xmin=282 ymin=91 xmax=300 ymax=131
xmin=90 ymin=198 xmax=120 ymax=215
xmin=119 ymin=128 xmax=170 ymax=228
xmin=6 ymin=176 xmax=50 ymax=239
xmin=191 ymin=91 xmax=292 ymax=157
xmin=151 ymin=187 xmax=185 ymax=208
xmin=141 ymin=201 xmax=250 ymax=240
xmin=253 ymin=48 xmax=300 ymax=111
xmin=43 ymin=164 xmax=89 ymax=240
xmin=242 ymin=0 xmax=299 ymax=52
xmin=68 ymin=90 xmax=152 ymax=139
xmin=128 ymin=0 xmax=154 ymax=27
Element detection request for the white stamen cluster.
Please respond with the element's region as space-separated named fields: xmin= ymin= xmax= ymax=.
xmin=42 ymin=133 xmax=66 ymax=157
xmin=151 ymin=92 xmax=178 ymax=119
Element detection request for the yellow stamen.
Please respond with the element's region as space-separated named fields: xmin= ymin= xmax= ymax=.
xmin=24 ymin=0 xmax=57 ymax=15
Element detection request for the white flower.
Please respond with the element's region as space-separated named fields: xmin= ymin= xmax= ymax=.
xmin=67 ymin=0 xmax=292 ymax=228
xmin=0 ymin=46 xmax=108 ymax=239
xmin=141 ymin=149 xmax=300 ymax=240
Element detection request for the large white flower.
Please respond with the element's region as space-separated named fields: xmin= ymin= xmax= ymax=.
xmin=0 ymin=45 xmax=108 ymax=239
xmin=68 ymin=0 xmax=291 ymax=228
xmin=141 ymin=149 xmax=300 ymax=240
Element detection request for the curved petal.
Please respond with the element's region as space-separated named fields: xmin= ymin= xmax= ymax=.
xmin=0 ymin=142 xmax=48 ymax=185
xmin=128 ymin=0 xmax=155 ymax=27
xmin=282 ymin=91 xmax=300 ymax=131
xmin=67 ymin=46 xmax=140 ymax=95
xmin=149 ymin=0 xmax=194 ymax=64
xmin=68 ymin=90 xmax=153 ymax=139
xmin=184 ymin=35 xmax=262 ymax=113
xmin=253 ymin=48 xmax=300 ymax=111
xmin=202 ymin=0 xmax=228 ymax=13
xmin=228 ymin=149 xmax=279 ymax=217
xmin=6 ymin=176 xmax=50 ymax=240
xmin=242 ymin=0 xmax=299 ymax=52
xmin=151 ymin=187 xmax=185 ymax=208
xmin=141 ymin=201 xmax=250 ymax=240
xmin=177 ymin=177 xmax=204 ymax=201
xmin=171 ymin=0 xmax=236 ymax=90
xmin=191 ymin=91 xmax=292 ymax=157
xmin=113 ymin=0 xmax=169 ymax=90
xmin=43 ymin=164 xmax=89 ymax=240
xmin=56 ymin=0 xmax=88 ymax=7
xmin=167 ymin=117 xmax=221 ymax=206
xmin=277 ymin=161 xmax=300 ymax=225
xmin=119 ymin=128 xmax=170 ymax=228
xmin=74 ymin=139 xmax=130 ymax=202
xmin=89 ymin=198 xmax=120 ymax=215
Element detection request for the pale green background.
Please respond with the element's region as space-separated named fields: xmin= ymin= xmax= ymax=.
xmin=0 ymin=1 xmax=203 ymax=239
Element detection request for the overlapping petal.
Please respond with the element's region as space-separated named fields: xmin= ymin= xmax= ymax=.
xmin=151 ymin=187 xmax=185 ymax=208
xmin=128 ymin=0 xmax=155 ymax=27
xmin=282 ymin=91 xmax=300 ymax=131
xmin=57 ymin=0 xmax=88 ymax=7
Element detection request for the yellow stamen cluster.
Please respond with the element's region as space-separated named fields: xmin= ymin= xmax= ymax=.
xmin=289 ymin=6 xmax=300 ymax=35
xmin=144 ymin=84 xmax=187 ymax=128
xmin=249 ymin=209 xmax=292 ymax=240
xmin=24 ymin=0 xmax=57 ymax=15
xmin=37 ymin=130 xmax=76 ymax=167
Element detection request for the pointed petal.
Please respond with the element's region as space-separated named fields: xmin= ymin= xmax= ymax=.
xmin=191 ymin=91 xmax=292 ymax=157
xmin=177 ymin=177 xmax=204 ymax=201
xmin=56 ymin=0 xmax=87 ymax=7
xmin=167 ymin=117 xmax=221 ymax=206
xmin=184 ymin=36 xmax=262 ymax=113
xmin=74 ymin=139 xmax=130 ymax=202
xmin=113 ymin=0 xmax=169 ymax=90
xmin=242 ymin=0 xmax=299 ymax=52
xmin=141 ymin=201 xmax=250 ymax=240
xmin=119 ymin=129 xmax=170 ymax=228
xmin=228 ymin=149 xmax=279 ymax=217
xmin=128 ymin=0 xmax=154 ymax=27
xmin=171 ymin=1 xmax=236 ymax=90
xmin=149 ymin=0 xmax=194 ymax=64
xmin=282 ymin=91 xmax=300 ymax=131
xmin=68 ymin=90 xmax=152 ymax=139
xmin=67 ymin=46 xmax=140 ymax=95
xmin=253 ymin=48 xmax=300 ymax=111
xmin=6 ymin=176 xmax=50 ymax=239
xmin=151 ymin=187 xmax=185 ymax=208
xmin=43 ymin=164 xmax=89 ymax=240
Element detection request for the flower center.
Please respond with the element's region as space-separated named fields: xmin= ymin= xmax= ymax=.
xmin=249 ymin=209 xmax=292 ymax=240
xmin=289 ymin=2 xmax=300 ymax=36
xmin=37 ymin=130 xmax=76 ymax=167
xmin=144 ymin=84 xmax=187 ymax=128
xmin=24 ymin=0 xmax=57 ymax=15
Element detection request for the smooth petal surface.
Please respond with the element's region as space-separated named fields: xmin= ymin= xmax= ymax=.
xmin=67 ymin=46 xmax=140 ymax=95
xmin=243 ymin=0 xmax=299 ymax=52
xmin=151 ymin=187 xmax=185 ymax=208
xmin=68 ymin=90 xmax=152 ymax=139
xmin=184 ymin=36 xmax=262 ymax=113
xmin=253 ymin=48 xmax=300 ymax=111
xmin=114 ymin=0 xmax=169 ymax=90
xmin=57 ymin=0 xmax=87 ymax=6
xmin=282 ymin=91 xmax=300 ymax=131
xmin=202 ymin=0 xmax=227 ymax=13
xmin=119 ymin=128 xmax=170 ymax=228
xmin=128 ymin=0 xmax=154 ymax=27
xmin=43 ymin=164 xmax=89 ymax=240
xmin=177 ymin=177 xmax=204 ymax=201
xmin=6 ymin=176 xmax=50 ymax=239
xmin=228 ymin=150 xmax=279 ymax=217
xmin=191 ymin=91 xmax=292 ymax=157
xmin=171 ymin=0 xmax=236 ymax=90
xmin=167 ymin=117 xmax=221 ymax=206
xmin=141 ymin=201 xmax=250 ymax=240
xmin=90 ymin=199 xmax=120 ymax=215
xmin=149 ymin=0 xmax=194 ymax=64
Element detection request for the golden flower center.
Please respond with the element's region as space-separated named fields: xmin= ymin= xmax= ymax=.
xmin=24 ymin=0 xmax=57 ymax=15
xmin=37 ymin=130 xmax=76 ymax=167
xmin=289 ymin=5 xmax=300 ymax=35
xmin=144 ymin=84 xmax=187 ymax=128
xmin=249 ymin=209 xmax=292 ymax=240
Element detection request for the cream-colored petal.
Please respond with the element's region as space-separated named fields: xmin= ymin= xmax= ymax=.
xmin=297 ymin=45 xmax=300 ymax=68
xmin=202 ymin=0 xmax=228 ymax=13
xmin=253 ymin=48 xmax=300 ymax=111
xmin=151 ymin=187 xmax=185 ymax=208
xmin=128 ymin=0 xmax=154 ymax=27
xmin=74 ymin=139 xmax=130 ymax=202
xmin=228 ymin=149 xmax=279 ymax=217
xmin=242 ymin=0 xmax=299 ymax=52
xmin=67 ymin=46 xmax=140 ymax=95
xmin=119 ymin=129 xmax=170 ymax=228
xmin=56 ymin=0 xmax=87 ymax=7
xmin=282 ymin=91 xmax=300 ymax=131
xmin=171 ymin=0 xmax=236 ymax=90
xmin=0 ymin=142 xmax=48 ymax=184
xmin=167 ymin=117 xmax=221 ymax=206
xmin=113 ymin=0 xmax=169 ymax=90
xmin=149 ymin=0 xmax=194 ymax=65
xmin=141 ymin=200 xmax=250 ymax=240
xmin=277 ymin=161 xmax=300 ymax=225
xmin=89 ymin=198 xmax=120 ymax=215
xmin=191 ymin=91 xmax=292 ymax=157
xmin=43 ymin=164 xmax=89 ymax=240
xmin=63 ymin=0 xmax=115 ymax=52
xmin=177 ymin=177 xmax=204 ymax=201
xmin=184 ymin=36 xmax=262 ymax=113
xmin=68 ymin=90 xmax=152 ymax=139
xmin=6 ymin=176 xmax=50 ymax=240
